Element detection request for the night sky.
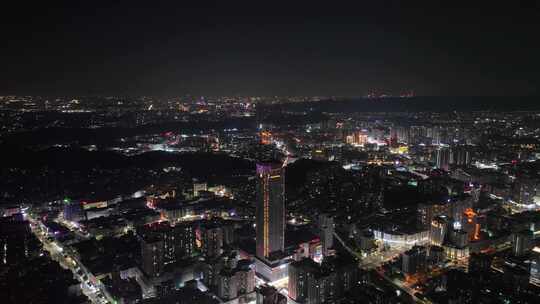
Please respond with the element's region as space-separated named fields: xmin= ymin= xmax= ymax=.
xmin=1 ymin=1 xmax=539 ymax=96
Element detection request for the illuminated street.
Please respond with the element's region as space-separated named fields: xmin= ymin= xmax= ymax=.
xmin=26 ymin=212 xmax=111 ymax=304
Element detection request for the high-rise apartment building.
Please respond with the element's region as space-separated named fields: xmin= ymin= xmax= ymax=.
xmin=139 ymin=222 xmax=195 ymax=277
xmin=318 ymin=214 xmax=334 ymax=257
xmin=436 ymin=147 xmax=451 ymax=171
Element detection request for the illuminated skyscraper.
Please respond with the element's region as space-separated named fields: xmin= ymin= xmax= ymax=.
xmin=436 ymin=147 xmax=451 ymax=171
xmin=141 ymin=235 xmax=164 ymax=277
xmin=63 ymin=200 xmax=85 ymax=222
xmin=254 ymin=162 xmax=290 ymax=283
xmin=402 ymin=246 xmax=427 ymax=275
xmin=451 ymin=145 xmax=473 ymax=166
xmin=391 ymin=126 xmax=410 ymax=144
xmin=318 ymin=213 xmax=334 ymax=256
xmin=511 ymin=177 xmax=538 ymax=207
xmin=256 ymin=162 xmax=285 ymax=259
xmin=200 ymin=225 xmax=224 ymax=258
xmin=430 ymin=216 xmax=448 ymax=246
xmin=138 ymin=222 xmax=195 ymax=277
xmin=512 ymin=230 xmax=533 ymax=257
xmin=345 ymin=130 xmax=368 ymax=146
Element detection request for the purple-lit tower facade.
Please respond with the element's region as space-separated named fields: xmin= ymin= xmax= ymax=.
xmin=255 ymin=161 xmax=289 ymax=283
xmin=256 ymin=162 xmax=285 ymax=259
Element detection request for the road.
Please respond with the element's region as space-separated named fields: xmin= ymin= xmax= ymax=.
xmin=334 ymin=231 xmax=408 ymax=269
xmin=334 ymin=230 xmax=431 ymax=302
xmin=375 ymin=268 xmax=428 ymax=304
xmin=360 ymin=246 xmax=405 ymax=269
xmin=333 ymin=231 xmax=362 ymax=260
xmin=27 ymin=212 xmax=112 ymax=304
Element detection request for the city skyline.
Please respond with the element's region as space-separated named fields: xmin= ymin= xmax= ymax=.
xmin=2 ymin=2 xmax=540 ymax=304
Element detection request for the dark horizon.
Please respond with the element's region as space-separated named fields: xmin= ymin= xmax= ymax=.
xmin=1 ymin=1 xmax=539 ymax=97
